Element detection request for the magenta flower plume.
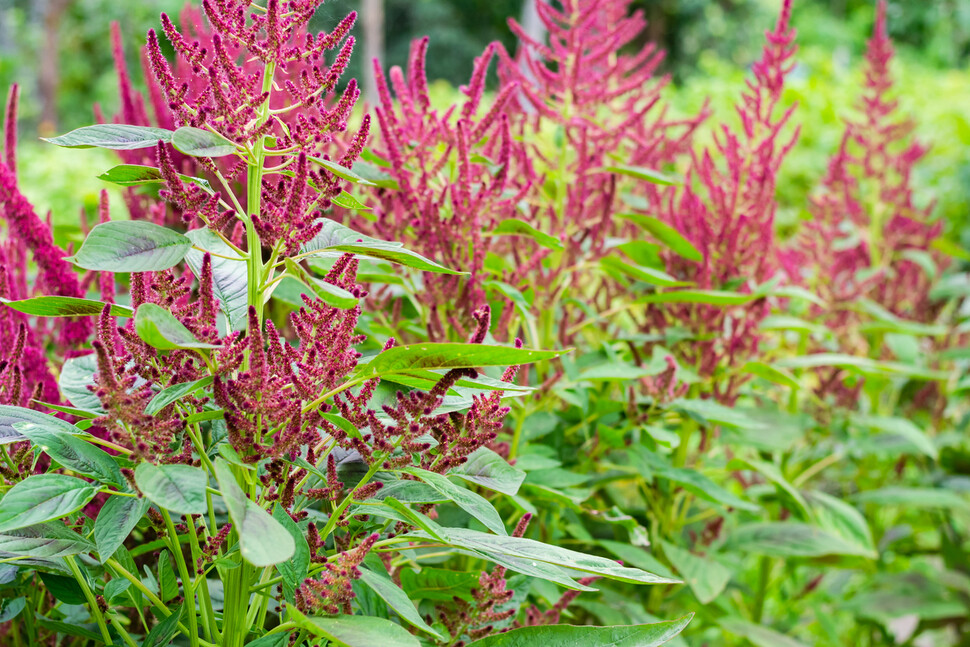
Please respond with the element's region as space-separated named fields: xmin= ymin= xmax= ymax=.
xmin=638 ymin=0 xmax=798 ymax=403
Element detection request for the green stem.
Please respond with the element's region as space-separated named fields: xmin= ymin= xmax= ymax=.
xmin=752 ymin=555 xmax=772 ymax=623
xmin=161 ymin=510 xmax=200 ymax=647
xmin=63 ymin=555 xmax=112 ymax=644
xmin=245 ymin=60 xmax=277 ymax=327
xmin=187 ymin=514 xmax=219 ymax=643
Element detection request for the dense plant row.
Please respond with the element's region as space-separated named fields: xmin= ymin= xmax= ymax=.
xmin=0 ymin=0 xmax=966 ymax=645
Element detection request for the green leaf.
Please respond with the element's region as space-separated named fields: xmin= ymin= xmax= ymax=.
xmin=632 ymin=447 xmax=760 ymax=512
xmin=309 ymin=156 xmax=378 ymax=186
xmin=134 ymin=303 xmax=221 ymax=351
xmin=671 ymin=398 xmax=766 ymax=431
xmin=728 ymin=522 xmax=876 ymax=558
xmin=618 ymin=213 xmax=702 ymax=262
xmin=720 ymin=618 xmax=810 ymax=647
xmin=145 ymin=376 xmax=215 ymax=416
xmin=290 ymin=610 xmax=421 ymax=647
xmin=405 ymin=467 xmax=507 ymax=535
xmin=371 ymin=480 xmax=447 ymax=504
xmin=97 ymin=164 xmax=213 ymax=192
xmin=0 ymin=405 xmax=85 ymax=445
xmin=158 ymin=549 xmax=179 ymax=601
xmin=67 ymin=220 xmax=193 ymax=272
xmin=0 ymin=523 xmax=96 ymax=558
xmin=635 ymin=289 xmax=757 ymax=306
xmin=143 ymin=603 xmax=184 ymax=647
xmin=410 ymin=526 xmax=679 ymax=586
xmin=741 ymin=361 xmax=800 ymax=390
xmin=773 ymin=353 xmax=950 ymax=381
xmin=400 ymin=567 xmax=480 ymax=602
xmin=450 ymin=447 xmax=526 ymax=496
xmin=171 ymin=126 xmax=237 ymax=157
xmin=358 ymin=343 xmax=566 ymax=379
xmin=805 ymin=491 xmax=876 ymax=557
xmin=380 ymin=369 xmax=533 ymax=394
xmin=245 ymin=634 xmax=288 ymax=647
xmin=59 ymin=353 xmax=104 ymax=413
xmin=185 ymin=228 xmax=249 ymax=332
xmin=601 ymin=256 xmax=691 ymax=287
xmin=16 ymin=422 xmax=123 ymax=487
xmin=38 ymin=572 xmax=86 ymax=604
xmin=601 ymin=165 xmax=681 ymax=186
xmin=284 ymin=258 xmax=359 ymax=309
xmin=331 ymin=190 xmax=371 ymax=210
xmin=134 ymin=462 xmax=208 ymax=515
xmin=34 ymin=615 xmax=103 ymax=642
xmin=467 ymin=615 xmax=693 ymax=647
xmin=94 ymin=496 xmax=150 ymax=563
xmin=852 ymin=414 xmax=938 ymax=460
xmin=0 ymin=296 xmax=132 ymax=318
xmin=272 ymin=504 xmax=309 ymax=597
xmin=854 ymin=487 xmax=970 ymax=510
xmin=214 ymin=459 xmax=295 ymax=567
xmin=661 ymin=541 xmax=730 ymax=604
xmin=491 ymin=219 xmax=563 ymax=250
xmin=359 ymin=567 xmax=447 ymax=640
xmin=0 ymin=598 xmax=26 ymax=623
xmin=300 ymin=220 xmax=463 ymax=275
xmin=0 ymin=474 xmax=98 ymax=532
xmin=43 ymin=124 xmax=173 ymax=149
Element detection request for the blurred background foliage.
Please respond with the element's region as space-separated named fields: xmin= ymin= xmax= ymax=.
xmin=0 ymin=0 xmax=968 ymax=246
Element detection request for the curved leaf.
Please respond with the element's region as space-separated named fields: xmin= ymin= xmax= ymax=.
xmin=290 ymin=609 xmax=421 ymax=647
xmin=134 ymin=462 xmax=208 ymax=515
xmin=0 ymin=405 xmax=84 ymax=445
xmin=466 ymin=615 xmax=693 ymax=647
xmin=0 ymin=474 xmax=98 ymax=532
xmin=16 ymin=423 xmax=123 ymax=487
xmin=491 ymin=219 xmax=563 ymax=250
xmin=359 ymin=343 xmax=567 ymax=379
xmin=135 ymin=303 xmax=221 ymax=351
xmin=171 ymin=126 xmax=237 ymax=157
xmin=94 ymin=495 xmax=150 ymax=563
xmin=405 ymin=467 xmax=507 ymax=535
xmin=450 ymin=447 xmax=525 ymax=496
xmin=0 ymin=296 xmax=132 ymax=318
xmin=359 ymin=567 xmax=447 ymax=640
xmin=214 ymin=459 xmax=295 ymax=567
xmin=145 ymin=376 xmax=214 ymax=416
xmin=185 ymin=229 xmax=249 ymax=332
xmin=97 ymin=164 xmax=213 ymax=192
xmin=67 ymin=221 xmax=193 ymax=272
xmin=43 ymin=124 xmax=172 ymax=150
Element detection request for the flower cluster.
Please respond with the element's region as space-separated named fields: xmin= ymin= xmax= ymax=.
xmin=295 ymin=531 xmax=379 ymax=615
xmin=639 ymin=0 xmax=798 ymax=403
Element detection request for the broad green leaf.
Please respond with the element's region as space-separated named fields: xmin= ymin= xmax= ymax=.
xmin=601 ymin=165 xmax=681 ymax=185
xmin=43 ymin=124 xmax=172 ymax=149
xmin=450 ymin=447 xmax=526 ymax=496
xmin=309 ymin=156 xmax=378 ymax=186
xmin=359 ymin=567 xmax=447 ymax=640
xmin=97 ymin=164 xmax=213 ymax=193
xmin=598 ymin=541 xmax=676 ymax=579
xmin=284 ymin=258 xmax=358 ymax=309
xmin=400 ymin=567 xmax=479 ymax=602
xmin=728 ymin=522 xmax=876 ymax=558
xmin=405 ymin=467 xmax=507 ymax=535
xmin=143 ymin=602 xmax=184 ymax=647
xmin=578 ymin=362 xmax=663 ymax=381
xmin=852 ymin=414 xmax=938 ymax=460
xmin=661 ymin=541 xmax=730 ymax=604
xmin=734 ymin=457 xmax=810 ymax=518
xmin=331 ymin=190 xmax=371 ymax=210
xmin=16 ymin=423 xmax=123 ymax=487
xmin=0 ymin=598 xmax=25 ymax=623
xmin=134 ymin=462 xmax=207 ymax=515
xmin=0 ymin=405 xmax=84 ymax=445
xmin=774 ymin=353 xmax=950 ymax=381
xmin=381 ymin=369 xmax=533 ymax=393
xmin=157 ymin=550 xmax=179 ymax=601
xmin=34 ymin=616 xmax=101 ymax=641
xmin=671 ymin=398 xmax=766 ymax=431
xmin=371 ymin=480 xmax=447 ymax=504
xmin=272 ymin=504 xmax=310 ymax=598
xmin=411 ymin=526 xmax=679 ymax=586
xmin=289 ymin=608 xmax=421 ymax=647
xmin=467 ymin=615 xmax=693 ymax=647
xmin=0 ymin=523 xmax=95 ymax=558
xmin=171 ymin=126 xmax=237 ymax=157
xmin=94 ymin=496 xmax=150 ymax=563
xmin=742 ymin=361 xmax=800 ymax=389
xmin=31 ymin=402 xmax=99 ymax=419
xmin=635 ymin=289 xmax=757 ymax=306
xmin=601 ymin=256 xmax=691 ymax=287
xmin=358 ymin=343 xmax=566 ymax=379
xmin=103 ymin=578 xmax=130 ymax=604
xmin=67 ymin=221 xmax=193 ymax=272
xmin=59 ymin=353 xmax=103 ymax=413
xmin=134 ymin=303 xmax=221 ymax=350
xmin=145 ymin=376 xmax=214 ymax=416
xmin=300 ymin=219 xmax=462 ymax=275
xmin=0 ymin=296 xmax=132 ymax=318
xmin=618 ymin=213 xmax=702 ymax=262
xmin=0 ymin=475 xmax=98 ymax=532
xmin=185 ymin=228 xmax=249 ymax=332
xmin=491 ymin=218 xmax=563 ymax=250
xmin=720 ymin=618 xmax=811 ymax=647
xmin=805 ymin=491 xmax=875 ymax=557
xmin=245 ymin=634 xmax=288 ymax=647
xmin=350 ymin=160 xmax=399 ymax=188
xmin=632 ymin=447 xmax=759 ymax=512
xmin=214 ymin=459 xmax=295 ymax=567
xmin=854 ymin=487 xmax=970 ymax=510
